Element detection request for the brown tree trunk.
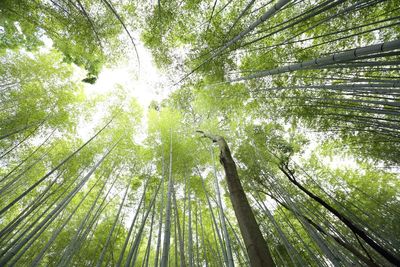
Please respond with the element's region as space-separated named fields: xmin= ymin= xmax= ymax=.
xmin=197 ymin=131 xmax=275 ymax=267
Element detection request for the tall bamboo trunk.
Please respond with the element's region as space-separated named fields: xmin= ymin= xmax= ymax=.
xmin=199 ymin=203 xmax=208 ymax=267
xmin=199 ymin=171 xmax=228 ymax=266
xmin=0 ymin=140 xmax=118 ymax=266
xmin=154 ymin=146 xmax=165 ymax=267
xmin=126 ymin=182 xmax=161 ymax=266
xmin=173 ymin=187 xmax=186 ymax=267
xmin=96 ymin=175 xmax=131 ymax=267
xmin=231 ymin=39 xmax=400 ymax=82
xmin=188 ymin=192 xmax=194 ymax=267
xmin=280 ymin=165 xmax=400 ymax=266
xmin=117 ymin=181 xmax=148 ymax=267
xmin=161 ymin=130 xmax=173 ymax=267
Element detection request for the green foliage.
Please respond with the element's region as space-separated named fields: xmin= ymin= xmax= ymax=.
xmin=0 ymin=49 xmax=84 ymax=147
xmin=0 ymin=0 xmax=136 ymax=78
xmin=1 ymin=1 xmax=400 ymax=266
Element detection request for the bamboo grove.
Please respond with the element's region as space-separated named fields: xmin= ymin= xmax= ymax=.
xmin=0 ymin=0 xmax=399 ymax=266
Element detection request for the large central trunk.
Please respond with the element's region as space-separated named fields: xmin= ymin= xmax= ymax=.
xmin=198 ymin=131 xmax=275 ymax=267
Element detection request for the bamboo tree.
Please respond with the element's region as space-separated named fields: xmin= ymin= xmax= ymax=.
xmin=220 ymin=208 xmax=250 ymax=266
xmin=60 ymin=170 xmax=119 ymax=266
xmin=0 ymin=170 xmax=62 ymax=241
xmin=188 ymin=190 xmax=194 ymax=267
xmin=227 ymin=0 xmax=255 ymax=34
xmin=245 ymin=0 xmax=348 ymax=47
xmin=199 ymin=203 xmax=208 ymax=267
xmin=174 ymin=205 xmax=178 ymax=267
xmin=125 ymin=180 xmax=161 ymax=266
xmin=231 ymin=39 xmax=400 ymax=82
xmin=197 ymin=167 xmax=228 ymax=266
xmin=176 ymin=0 xmax=290 ymax=84
xmin=0 ymin=170 xmax=72 ymax=255
xmin=0 ymin=139 xmax=119 ymax=265
xmin=142 ymin=201 xmax=156 ymax=267
xmin=0 ymin=129 xmax=54 ymax=185
xmin=279 ymin=163 xmax=400 ymax=266
xmin=182 ymin=174 xmax=187 ymax=254
xmin=265 ymin=190 xmax=378 ymax=267
xmin=195 ymin=200 xmax=200 ymax=267
xmin=0 ymin=117 xmax=114 ymax=216
xmin=173 ymin=186 xmax=186 ymax=267
xmin=161 ymin=129 xmax=173 ymax=267
xmin=96 ymin=176 xmax=132 ymax=267
xmin=154 ymin=146 xmax=166 ymax=267
xmin=30 ymin=175 xmax=102 ymax=266
xmin=116 ymin=180 xmax=148 ymax=267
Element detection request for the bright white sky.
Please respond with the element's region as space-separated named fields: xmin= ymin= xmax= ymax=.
xmin=84 ymin=39 xmax=171 ymax=108
xmin=71 ymin=34 xmax=175 ymax=141
xmin=40 ymin=33 xmax=171 ymax=109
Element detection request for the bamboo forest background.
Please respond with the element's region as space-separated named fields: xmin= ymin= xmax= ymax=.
xmin=0 ymin=0 xmax=399 ymax=266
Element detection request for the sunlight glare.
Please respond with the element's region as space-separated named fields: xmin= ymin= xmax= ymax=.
xmin=84 ymin=40 xmax=171 ymax=109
